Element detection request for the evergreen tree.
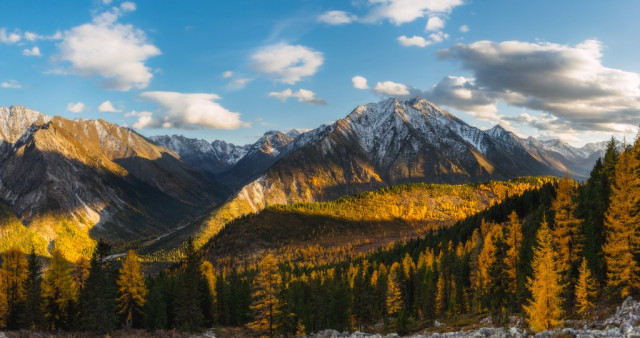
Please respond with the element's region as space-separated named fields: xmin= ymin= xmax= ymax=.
xmin=18 ymin=248 xmax=43 ymax=330
xmin=173 ymin=238 xmax=204 ymax=332
xmin=117 ymin=250 xmax=148 ymax=328
xmin=200 ymin=260 xmax=218 ymax=325
xmin=552 ymin=177 xmax=583 ymax=275
xmin=603 ymin=145 xmax=640 ymax=299
xmin=1 ymin=247 xmax=27 ymax=329
xmin=73 ymin=256 xmax=90 ymax=291
xmin=477 ymin=223 xmax=503 ymax=307
xmin=42 ymin=249 xmax=76 ymax=330
xmin=575 ymin=258 xmax=597 ymax=316
xmin=143 ymin=274 xmax=169 ymax=330
xmin=487 ymin=236 xmax=510 ymax=326
xmin=77 ymin=240 xmax=118 ymax=332
xmin=249 ymin=253 xmax=281 ymax=336
xmin=524 ymin=219 xmax=564 ymax=332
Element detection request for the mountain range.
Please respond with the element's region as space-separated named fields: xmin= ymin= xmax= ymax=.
xmin=0 ymin=98 xmax=613 ymax=259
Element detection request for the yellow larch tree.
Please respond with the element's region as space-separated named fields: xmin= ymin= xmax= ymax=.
xmin=1 ymin=247 xmax=28 ymax=328
xmin=575 ymin=258 xmax=598 ymax=316
xmin=505 ymin=211 xmax=522 ymax=289
xmin=524 ymin=219 xmax=564 ymax=332
xmin=249 ymin=253 xmax=282 ymax=336
xmin=42 ymin=249 xmax=76 ymax=330
xmin=386 ymin=262 xmax=403 ymax=316
xmin=116 ymin=250 xmax=148 ymax=329
xmin=436 ymin=271 xmax=445 ymax=316
xmin=201 ymin=260 xmax=218 ymax=323
xmin=477 ymin=223 xmax=503 ymax=296
xmin=603 ymin=146 xmax=640 ymax=299
xmin=552 ymin=177 xmax=583 ymax=274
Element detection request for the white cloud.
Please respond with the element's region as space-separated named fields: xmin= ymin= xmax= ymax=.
xmin=67 ymin=102 xmax=86 ymax=113
xmin=268 ymin=88 xmax=327 ymax=105
xmin=397 ymin=35 xmax=429 ymax=47
xmin=227 ymin=77 xmax=253 ymax=89
xmin=365 ymin=0 xmax=463 ymax=25
xmin=0 ymin=28 xmax=21 ymax=44
xmin=24 ymin=31 xmax=62 ymax=41
xmin=352 ymin=75 xmax=369 ymax=89
xmin=251 ymin=43 xmax=323 ymax=84
xmin=318 ymin=10 xmax=358 ymax=25
xmin=222 ymin=70 xmax=233 ymax=78
xmin=56 ymin=2 xmax=161 ymax=91
xmin=98 ymin=100 xmax=121 ymax=113
xmin=137 ymin=91 xmax=248 ymax=130
xmin=459 ymin=25 xmax=469 ymax=33
xmin=373 ymin=81 xmax=413 ymax=96
xmin=425 ymin=16 xmax=445 ymax=31
xmin=22 ymin=46 xmax=41 ymax=56
xmin=397 ymin=32 xmax=448 ymax=48
xmin=436 ymin=39 xmax=640 ymax=133
xmin=0 ymin=80 xmax=22 ymax=89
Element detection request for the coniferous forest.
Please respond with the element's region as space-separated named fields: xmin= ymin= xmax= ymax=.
xmin=0 ymin=136 xmax=638 ymax=336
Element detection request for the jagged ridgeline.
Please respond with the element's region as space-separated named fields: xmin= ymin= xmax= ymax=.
xmin=195 ymin=177 xmax=554 ymax=267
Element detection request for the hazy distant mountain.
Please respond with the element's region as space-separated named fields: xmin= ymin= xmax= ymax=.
xmin=0 ymin=106 xmax=223 ymax=260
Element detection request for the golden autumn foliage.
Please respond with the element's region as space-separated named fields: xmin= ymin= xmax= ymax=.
xmin=1 ymin=248 xmax=28 ymax=312
xmin=575 ymin=258 xmax=598 ymax=316
xmin=552 ymin=177 xmax=583 ymax=274
xmin=117 ymin=250 xmax=148 ymax=328
xmin=504 ymin=211 xmax=522 ymax=289
xmin=249 ymin=253 xmax=282 ymax=336
xmin=603 ymin=147 xmax=640 ymax=298
xmin=524 ymin=219 xmax=564 ymax=332
xmin=42 ymin=249 xmax=76 ymax=330
xmin=477 ymin=222 xmax=503 ymax=296
xmin=386 ymin=262 xmax=403 ymax=315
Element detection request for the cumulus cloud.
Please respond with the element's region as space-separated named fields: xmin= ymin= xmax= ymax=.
xmin=365 ymin=0 xmax=463 ymax=25
xmin=251 ymin=43 xmax=323 ymax=84
xmin=318 ymin=10 xmax=358 ymax=25
xmin=136 ymin=91 xmax=248 ymax=130
xmin=268 ymin=88 xmax=326 ymax=105
xmin=352 ymin=75 xmax=369 ymax=89
xmin=397 ymin=32 xmax=448 ymax=48
xmin=459 ymin=25 xmax=469 ymax=33
xmin=22 ymin=46 xmax=41 ymax=56
xmin=98 ymin=100 xmax=121 ymax=113
xmin=437 ymin=39 xmax=640 ymax=133
xmin=56 ymin=2 xmax=161 ymax=91
xmin=0 ymin=80 xmax=22 ymax=89
xmin=24 ymin=31 xmax=62 ymax=41
xmin=426 ymin=16 xmax=445 ymax=31
xmin=227 ymin=77 xmax=253 ymax=89
xmin=222 ymin=71 xmax=233 ymax=78
xmin=0 ymin=28 xmax=21 ymax=44
xmin=373 ymin=81 xmax=417 ymax=96
xmin=67 ymin=102 xmax=86 ymax=113
xmin=397 ymin=35 xmax=429 ymax=47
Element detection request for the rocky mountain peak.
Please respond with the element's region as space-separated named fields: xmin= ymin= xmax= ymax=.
xmin=0 ymin=105 xmax=51 ymax=143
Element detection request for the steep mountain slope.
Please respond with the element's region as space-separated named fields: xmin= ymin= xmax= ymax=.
xmin=202 ymin=177 xmax=552 ymax=267
xmin=0 ymin=106 xmax=223 ymax=260
xmin=181 ymin=97 xmax=606 ymax=249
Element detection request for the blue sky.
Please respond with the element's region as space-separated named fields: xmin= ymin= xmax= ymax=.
xmin=1 ymin=0 xmax=639 ymax=146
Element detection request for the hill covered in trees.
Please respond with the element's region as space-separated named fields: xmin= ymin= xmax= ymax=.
xmin=1 ymin=136 xmax=638 ymax=336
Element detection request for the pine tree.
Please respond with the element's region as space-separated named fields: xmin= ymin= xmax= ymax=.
xmin=386 ymin=262 xmax=403 ymax=316
xmin=1 ymin=247 xmax=28 ymax=329
xmin=488 ymin=236 xmax=511 ymax=326
xmin=575 ymin=258 xmax=597 ymax=316
xmin=505 ymin=211 xmax=522 ymax=290
xmin=173 ymin=238 xmax=204 ymax=332
xmin=18 ymin=248 xmax=43 ymax=330
xmin=117 ymin=250 xmax=148 ymax=328
xmin=552 ymin=177 xmax=583 ymax=275
xmin=77 ymin=240 xmax=118 ymax=332
xmin=200 ymin=260 xmax=218 ymax=325
xmin=524 ymin=219 xmax=564 ymax=332
xmin=603 ymin=145 xmax=640 ymax=299
xmin=42 ymin=249 xmax=76 ymax=330
xmin=249 ymin=253 xmax=281 ymax=336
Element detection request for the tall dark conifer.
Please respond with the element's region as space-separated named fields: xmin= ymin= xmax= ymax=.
xmin=18 ymin=248 xmax=43 ymax=330
xmin=173 ymin=238 xmax=204 ymax=332
xmin=77 ymin=240 xmax=118 ymax=332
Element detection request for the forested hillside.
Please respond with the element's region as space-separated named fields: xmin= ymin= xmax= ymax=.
xmin=0 ymin=137 xmax=636 ymax=336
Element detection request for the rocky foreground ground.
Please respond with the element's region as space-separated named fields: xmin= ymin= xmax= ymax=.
xmin=308 ymin=298 xmax=640 ymax=338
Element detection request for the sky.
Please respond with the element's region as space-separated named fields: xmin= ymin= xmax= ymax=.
xmin=1 ymin=0 xmax=639 ymax=146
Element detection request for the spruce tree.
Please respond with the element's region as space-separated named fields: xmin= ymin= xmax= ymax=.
xmin=524 ymin=219 xmax=564 ymax=332
xmin=488 ymin=236 xmax=510 ymax=326
xmin=117 ymin=250 xmax=148 ymax=328
xmin=603 ymin=145 xmax=640 ymax=299
xmin=18 ymin=248 xmax=43 ymax=330
xmin=575 ymin=258 xmax=597 ymax=316
xmin=249 ymin=253 xmax=281 ymax=336
xmin=42 ymin=249 xmax=76 ymax=330
xmin=173 ymin=238 xmax=204 ymax=332
xmin=77 ymin=240 xmax=118 ymax=332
